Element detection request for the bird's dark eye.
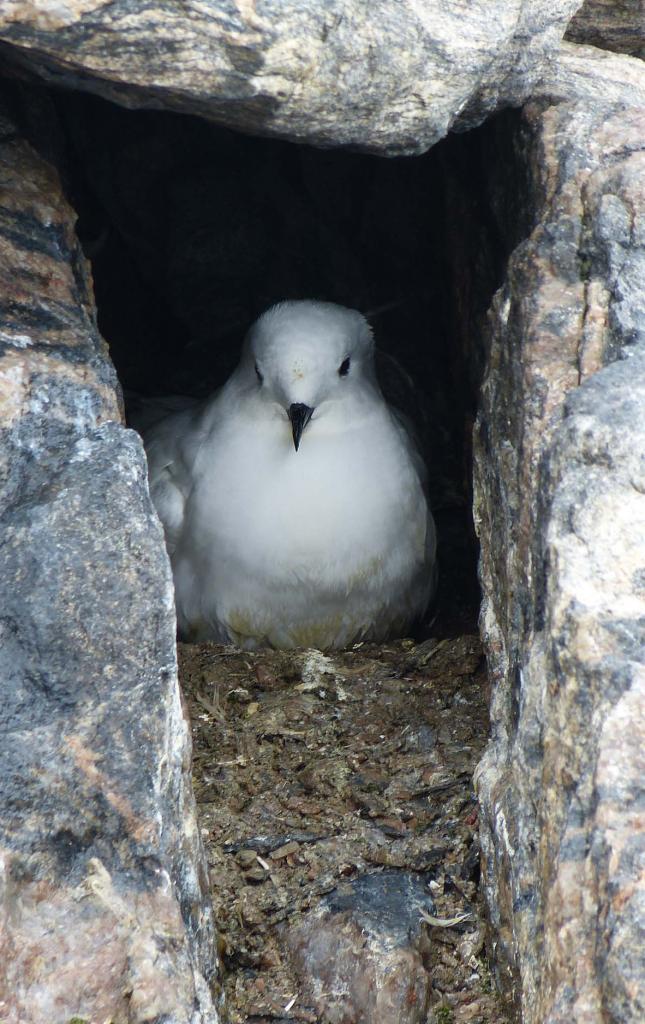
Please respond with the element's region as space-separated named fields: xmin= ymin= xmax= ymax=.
xmin=338 ymin=356 xmax=351 ymax=377
xmin=255 ymin=363 xmax=264 ymax=385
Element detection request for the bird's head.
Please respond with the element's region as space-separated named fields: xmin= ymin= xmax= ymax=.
xmin=242 ymin=300 xmax=378 ymax=451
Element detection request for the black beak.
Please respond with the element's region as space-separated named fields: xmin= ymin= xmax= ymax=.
xmin=288 ymin=403 xmax=314 ymax=451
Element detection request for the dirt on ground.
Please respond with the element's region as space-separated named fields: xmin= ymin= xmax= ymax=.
xmin=180 ymin=634 xmax=511 ymax=1024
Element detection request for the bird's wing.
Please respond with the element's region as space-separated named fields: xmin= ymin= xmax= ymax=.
xmin=388 ymin=405 xmax=437 ymax=595
xmin=140 ymin=402 xmax=207 ymax=556
xmin=389 ymin=405 xmax=427 ymax=486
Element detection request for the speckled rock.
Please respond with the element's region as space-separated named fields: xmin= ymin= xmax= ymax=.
xmin=537 ymin=39 xmax=645 ymax=108
xmin=565 ymin=0 xmax=645 ymax=60
xmin=0 ymin=112 xmax=218 ymax=1023
xmin=473 ymin=64 xmax=645 ymax=1024
xmin=285 ymin=871 xmax=435 ymax=1024
xmin=0 ymin=1 xmax=582 ymax=155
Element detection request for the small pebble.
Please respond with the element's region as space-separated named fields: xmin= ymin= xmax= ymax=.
xmin=270 ymin=840 xmax=300 ymax=860
xmin=244 ymin=865 xmax=269 ymax=884
xmin=236 ymin=849 xmax=258 ymax=868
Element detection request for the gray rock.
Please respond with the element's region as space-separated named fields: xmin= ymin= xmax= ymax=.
xmin=565 ymin=0 xmax=645 ymax=60
xmin=0 ymin=118 xmax=218 ymax=1022
xmin=284 ymin=871 xmax=435 ymax=1024
xmin=0 ymin=1 xmax=582 ymax=155
xmin=473 ymin=67 xmax=645 ymax=1024
xmin=537 ymin=40 xmax=645 ymax=109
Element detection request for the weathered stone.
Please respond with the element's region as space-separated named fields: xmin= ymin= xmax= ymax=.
xmin=565 ymin=0 xmax=645 ymax=60
xmin=0 ymin=1 xmax=582 ymax=155
xmin=473 ymin=63 xmax=645 ymax=1024
xmin=285 ymin=871 xmax=435 ymax=1024
xmin=537 ymin=39 xmax=645 ymax=108
xmin=0 ymin=114 xmax=218 ymax=1023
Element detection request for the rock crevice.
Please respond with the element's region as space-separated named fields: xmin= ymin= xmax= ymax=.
xmin=0 ymin=3 xmax=643 ymax=1022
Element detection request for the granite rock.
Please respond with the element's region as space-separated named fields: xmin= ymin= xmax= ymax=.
xmin=473 ymin=65 xmax=645 ymax=1024
xmin=565 ymin=0 xmax=645 ymax=60
xmin=0 ymin=0 xmax=582 ymax=155
xmin=537 ymin=39 xmax=645 ymax=108
xmin=285 ymin=871 xmax=435 ymax=1024
xmin=0 ymin=113 xmax=218 ymax=1024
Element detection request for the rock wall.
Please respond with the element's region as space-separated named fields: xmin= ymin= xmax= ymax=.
xmin=0 ymin=0 xmax=583 ymax=155
xmin=473 ymin=73 xmax=645 ymax=1023
xmin=0 ymin=111 xmax=218 ymax=1023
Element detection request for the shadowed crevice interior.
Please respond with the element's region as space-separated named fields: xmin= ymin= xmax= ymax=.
xmin=13 ymin=85 xmax=532 ymax=638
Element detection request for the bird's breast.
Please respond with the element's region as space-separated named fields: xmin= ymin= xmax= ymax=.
xmin=189 ymin=411 xmax=426 ymax=583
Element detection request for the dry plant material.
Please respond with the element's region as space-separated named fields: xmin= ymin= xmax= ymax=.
xmin=181 ymin=637 xmax=510 ymax=1024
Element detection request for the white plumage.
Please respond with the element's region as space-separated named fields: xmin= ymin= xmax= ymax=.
xmin=141 ymin=300 xmax=436 ymax=649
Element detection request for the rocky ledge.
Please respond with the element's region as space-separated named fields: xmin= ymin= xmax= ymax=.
xmin=0 ymin=0 xmax=582 ymax=155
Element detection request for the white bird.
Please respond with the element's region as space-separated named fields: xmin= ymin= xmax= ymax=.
xmin=141 ymin=300 xmax=436 ymax=650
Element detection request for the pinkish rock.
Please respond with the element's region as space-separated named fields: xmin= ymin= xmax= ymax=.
xmin=0 ymin=111 xmax=218 ymax=1024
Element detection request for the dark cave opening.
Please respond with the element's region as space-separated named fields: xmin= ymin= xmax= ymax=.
xmin=13 ymin=85 xmax=532 ymax=639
